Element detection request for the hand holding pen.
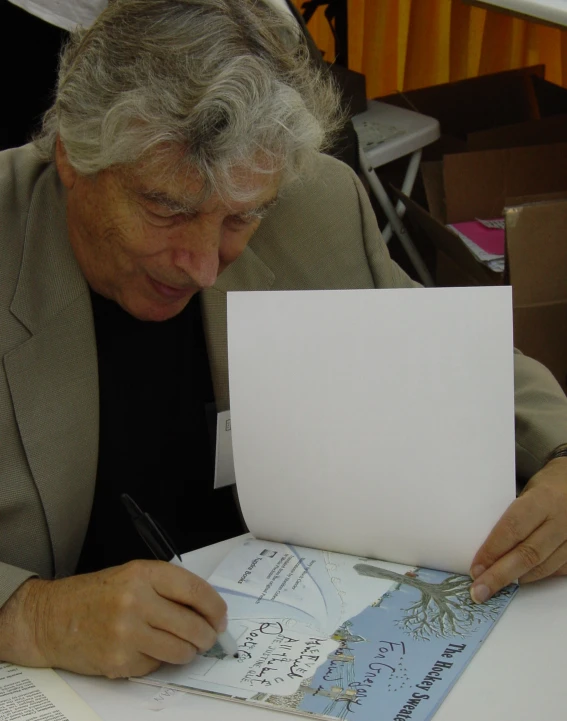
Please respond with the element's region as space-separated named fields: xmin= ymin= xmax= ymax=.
xmin=121 ymin=493 xmax=239 ymax=659
xmin=3 ymin=524 xmax=232 ymax=678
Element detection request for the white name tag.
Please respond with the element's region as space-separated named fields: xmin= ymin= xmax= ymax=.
xmin=214 ymin=410 xmax=236 ymax=489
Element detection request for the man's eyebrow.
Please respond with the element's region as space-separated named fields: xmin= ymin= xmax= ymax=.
xmin=137 ymin=190 xmax=197 ymax=214
xmin=234 ymin=196 xmax=279 ymax=219
xmin=136 ymin=188 xmax=279 ymax=217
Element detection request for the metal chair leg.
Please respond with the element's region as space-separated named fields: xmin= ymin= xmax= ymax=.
xmin=359 ymin=149 xmax=435 ymax=287
xmin=381 ymin=150 xmax=422 ymax=244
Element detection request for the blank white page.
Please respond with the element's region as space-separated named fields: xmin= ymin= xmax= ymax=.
xmin=227 ymin=287 xmax=515 ymax=574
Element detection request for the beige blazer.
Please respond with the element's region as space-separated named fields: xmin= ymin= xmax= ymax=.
xmin=1 ymin=145 xmax=566 ymax=607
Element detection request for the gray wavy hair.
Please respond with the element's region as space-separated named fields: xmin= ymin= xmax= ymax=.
xmin=35 ymin=0 xmax=343 ymax=201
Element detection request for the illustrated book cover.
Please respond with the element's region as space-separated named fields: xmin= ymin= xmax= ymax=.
xmin=140 ymin=538 xmax=516 ymax=721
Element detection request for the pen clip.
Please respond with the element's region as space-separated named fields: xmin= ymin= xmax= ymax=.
xmin=151 ymin=515 xmax=183 ymax=564
xmin=121 ymin=493 xmax=182 ymax=563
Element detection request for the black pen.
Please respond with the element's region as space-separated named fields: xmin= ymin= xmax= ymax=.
xmin=121 ymin=493 xmax=182 ymax=564
xmin=121 ymin=493 xmax=239 ymax=658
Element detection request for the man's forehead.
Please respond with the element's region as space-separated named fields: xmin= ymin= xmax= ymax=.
xmin=122 ymin=161 xmax=281 ymax=214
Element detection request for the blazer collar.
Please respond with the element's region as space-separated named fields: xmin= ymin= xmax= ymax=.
xmin=6 ymin=162 xmax=98 ymax=577
xmin=10 ymin=163 xmax=89 ymax=334
xmin=202 ymin=243 xmax=275 ymax=409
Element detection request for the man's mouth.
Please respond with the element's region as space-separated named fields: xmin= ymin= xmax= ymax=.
xmin=147 ymin=275 xmax=196 ymax=301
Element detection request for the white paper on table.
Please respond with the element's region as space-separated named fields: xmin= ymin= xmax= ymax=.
xmin=227 ymin=287 xmax=516 ymax=575
xmin=0 ymin=663 xmax=102 ymax=720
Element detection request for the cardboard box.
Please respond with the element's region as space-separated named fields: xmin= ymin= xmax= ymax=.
xmin=531 ymin=74 xmax=567 ymax=117
xmin=371 ymin=68 xmax=567 ymax=282
xmin=505 ymin=198 xmax=567 ymax=392
xmin=370 ymin=65 xmax=567 ymax=285
xmin=380 ymin=67 xmax=567 ymax=160
xmin=374 ymin=69 xmax=567 ymax=390
xmin=398 ymin=143 xmax=567 ymax=287
xmin=467 ymin=114 xmax=567 ymax=152
xmin=443 ymin=144 xmax=567 ymax=221
xmin=380 ymin=66 xmax=546 ymax=161
xmin=399 ymin=188 xmax=567 ymax=392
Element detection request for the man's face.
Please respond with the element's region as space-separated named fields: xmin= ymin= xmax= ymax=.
xmin=56 ymin=141 xmax=280 ymax=321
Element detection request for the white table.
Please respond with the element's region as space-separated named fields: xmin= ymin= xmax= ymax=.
xmin=60 ymin=535 xmax=567 ymax=721
xmin=466 ymin=0 xmax=567 ymax=27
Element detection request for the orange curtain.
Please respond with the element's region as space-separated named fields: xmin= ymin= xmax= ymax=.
xmin=293 ymin=0 xmax=567 ymax=97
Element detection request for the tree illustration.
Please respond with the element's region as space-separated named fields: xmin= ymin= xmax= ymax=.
xmin=354 ymin=563 xmax=513 ymax=641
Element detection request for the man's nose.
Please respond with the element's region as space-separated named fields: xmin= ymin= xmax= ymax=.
xmin=172 ymin=222 xmax=222 ymax=288
xmin=174 ymin=250 xmax=219 ymax=288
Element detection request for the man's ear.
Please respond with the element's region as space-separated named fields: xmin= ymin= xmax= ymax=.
xmin=55 ymin=136 xmax=78 ymax=189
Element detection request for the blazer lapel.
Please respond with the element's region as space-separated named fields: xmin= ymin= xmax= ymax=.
xmin=5 ymin=164 xmax=98 ymax=578
xmin=201 ymin=246 xmax=275 ymax=410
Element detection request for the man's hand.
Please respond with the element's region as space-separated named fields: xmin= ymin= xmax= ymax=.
xmin=470 ymin=457 xmax=567 ymax=603
xmin=0 ymin=560 xmax=227 ymax=678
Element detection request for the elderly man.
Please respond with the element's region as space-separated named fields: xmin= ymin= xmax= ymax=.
xmin=1 ymin=0 xmax=566 ymax=680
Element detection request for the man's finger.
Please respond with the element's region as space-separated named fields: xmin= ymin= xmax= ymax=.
xmin=149 ymin=562 xmax=227 ymax=630
xmin=104 ymin=653 xmax=161 ymax=680
xmin=520 ymin=541 xmax=567 ymax=583
xmin=147 ymin=595 xmax=217 ymax=651
xmin=470 ymin=493 xmax=548 ymax=578
xmin=140 ymin=626 xmax=199 ymax=666
xmin=470 ymin=519 xmax=562 ymax=602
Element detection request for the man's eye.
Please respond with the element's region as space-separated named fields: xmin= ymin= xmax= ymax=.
xmin=226 ymin=213 xmax=262 ymax=229
xmin=146 ymin=208 xmax=190 ymax=224
xmin=228 ymin=216 xmax=251 ymax=227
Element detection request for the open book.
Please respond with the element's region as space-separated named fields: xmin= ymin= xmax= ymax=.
xmin=139 ymin=288 xmax=518 ymax=721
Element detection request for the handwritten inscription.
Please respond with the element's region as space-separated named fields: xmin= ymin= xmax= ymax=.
xmin=238 ymin=623 xmax=327 ymax=689
xmin=346 ymin=641 xmax=406 ymax=710
xmin=322 ymin=639 xmax=354 ymax=682
xmin=237 ymin=622 xmax=284 ymax=662
xmin=287 ymin=637 xmax=327 ymax=679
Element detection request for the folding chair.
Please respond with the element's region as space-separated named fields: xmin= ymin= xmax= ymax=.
xmin=352 ymin=100 xmax=441 ymax=286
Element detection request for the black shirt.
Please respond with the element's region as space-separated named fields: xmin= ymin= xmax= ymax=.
xmin=76 ymin=291 xmax=244 ymax=574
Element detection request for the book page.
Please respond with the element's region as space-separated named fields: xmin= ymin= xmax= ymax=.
xmin=0 ymin=663 xmax=102 ymax=720
xmin=142 ymin=538 xmax=517 ymax=721
xmin=227 ymin=287 xmax=515 ymax=575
